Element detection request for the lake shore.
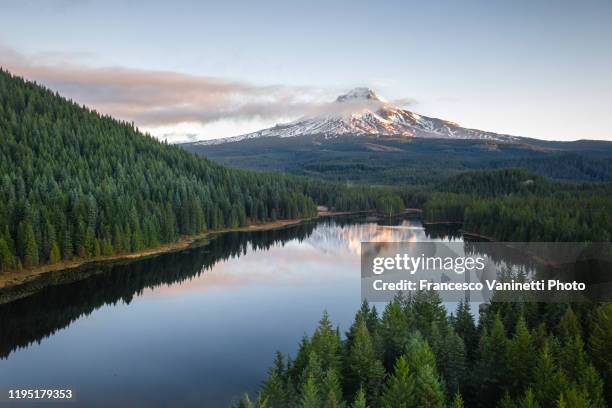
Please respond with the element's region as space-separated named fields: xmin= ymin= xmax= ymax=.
xmin=0 ymin=217 xmax=314 ymax=294
xmin=0 ymin=208 xmax=428 ymax=301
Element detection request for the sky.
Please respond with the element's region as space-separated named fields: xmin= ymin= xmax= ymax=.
xmin=0 ymin=0 xmax=611 ymax=142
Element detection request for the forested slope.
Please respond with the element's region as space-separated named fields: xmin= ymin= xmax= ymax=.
xmin=424 ymin=169 xmax=612 ymax=242
xmin=0 ymin=69 xmax=323 ymax=271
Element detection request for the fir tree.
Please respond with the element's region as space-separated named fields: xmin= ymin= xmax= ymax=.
xmin=589 ymin=303 xmax=612 ymax=402
xmin=380 ymin=297 xmax=410 ymax=370
xmin=344 ymin=315 xmax=385 ymax=405
xmin=351 ymin=387 xmax=367 ymax=408
xmin=451 ymin=392 xmax=464 ymax=408
xmin=380 ymin=356 xmax=412 ymax=408
xmin=507 ymin=315 xmax=535 ymax=396
xmin=301 ymin=375 xmax=320 ymax=408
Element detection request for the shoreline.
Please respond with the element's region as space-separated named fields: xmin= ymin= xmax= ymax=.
xmin=0 ymin=217 xmax=314 ymax=294
xmin=0 ymin=209 xmax=459 ymax=302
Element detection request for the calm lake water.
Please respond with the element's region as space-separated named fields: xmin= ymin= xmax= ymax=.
xmin=0 ymin=216 xmax=462 ymax=407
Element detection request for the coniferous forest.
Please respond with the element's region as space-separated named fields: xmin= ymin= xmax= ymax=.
xmin=0 ymin=69 xmax=410 ymax=272
xmin=2 ymin=68 xmax=612 ymax=408
xmin=232 ymin=296 xmax=612 ymax=408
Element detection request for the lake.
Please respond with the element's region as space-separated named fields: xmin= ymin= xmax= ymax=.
xmin=0 ymin=215 xmax=463 ymax=407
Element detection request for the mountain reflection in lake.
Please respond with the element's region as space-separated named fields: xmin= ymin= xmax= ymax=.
xmin=0 ymin=216 xmax=460 ymax=407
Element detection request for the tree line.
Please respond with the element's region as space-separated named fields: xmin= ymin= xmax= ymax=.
xmin=231 ymin=294 xmax=612 ymax=407
xmin=423 ymin=169 xmax=612 ymax=242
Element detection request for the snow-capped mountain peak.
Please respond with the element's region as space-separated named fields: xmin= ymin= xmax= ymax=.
xmin=194 ymin=88 xmax=518 ymax=145
xmin=335 ymin=87 xmax=382 ymax=103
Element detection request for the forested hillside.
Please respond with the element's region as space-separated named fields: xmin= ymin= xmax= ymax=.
xmin=183 ymin=134 xmax=612 ymax=185
xmin=424 ymin=169 xmax=612 ymax=241
xmin=0 ymin=70 xmax=324 ymax=271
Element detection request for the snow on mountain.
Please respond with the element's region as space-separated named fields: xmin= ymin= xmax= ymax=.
xmin=195 ymin=88 xmax=519 ymax=145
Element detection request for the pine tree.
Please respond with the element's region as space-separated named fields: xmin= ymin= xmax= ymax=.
xmin=451 ymin=392 xmax=464 ymax=408
xmin=475 ymin=313 xmax=508 ymax=406
xmin=0 ymin=238 xmax=14 ymax=271
xmin=517 ymin=388 xmax=540 ymax=408
xmin=229 ymin=394 xmax=255 ymax=408
xmin=557 ymin=385 xmax=590 ymax=408
xmin=453 ymin=300 xmax=478 ymax=361
xmin=321 ymin=368 xmax=343 ymax=408
xmin=532 ymin=340 xmax=565 ymax=405
xmin=404 ymin=336 xmax=444 ymax=408
xmin=507 ymin=315 xmax=535 ymax=395
xmin=260 ymin=352 xmax=288 ymax=408
xmin=301 ymin=375 xmax=320 ymax=408
xmin=589 ymin=303 xmax=612 ymax=402
xmin=380 ymin=356 xmax=412 ymax=408
xmin=380 ymin=298 xmax=410 ymax=370
xmin=344 ymin=315 xmax=385 ymax=405
xmin=18 ymin=221 xmax=39 ymax=267
xmin=558 ymin=306 xmax=582 ymax=340
xmin=410 ymin=364 xmax=445 ymax=408
xmin=48 ymin=243 xmax=61 ymax=264
xmin=311 ymin=311 xmax=342 ymax=373
xmin=351 ymin=387 xmax=367 ymax=408
xmin=441 ymin=330 xmax=467 ymax=396
xmin=302 ymin=351 xmax=324 ymax=387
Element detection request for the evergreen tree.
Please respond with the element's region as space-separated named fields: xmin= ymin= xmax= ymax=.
xmin=589 ymin=303 xmax=612 ymax=402
xmin=344 ymin=315 xmax=385 ymax=405
xmin=260 ymin=352 xmax=288 ymax=408
xmin=518 ymin=388 xmax=540 ymax=408
xmin=351 ymin=387 xmax=367 ymax=408
xmin=453 ymin=300 xmax=478 ymax=361
xmin=380 ymin=356 xmax=412 ymax=408
xmin=301 ymin=375 xmax=320 ymax=408
xmin=558 ymin=306 xmax=582 ymax=340
xmin=404 ymin=336 xmax=445 ymax=408
xmin=532 ymin=340 xmax=565 ymax=405
xmin=0 ymin=238 xmax=15 ymax=271
xmin=507 ymin=315 xmax=535 ymax=396
xmin=311 ymin=311 xmax=342 ymax=374
xmin=321 ymin=368 xmax=343 ymax=408
xmin=18 ymin=221 xmax=38 ymax=267
xmin=475 ymin=313 xmax=508 ymax=407
xmin=451 ymin=392 xmax=464 ymax=408
xmin=380 ymin=297 xmax=410 ymax=370
xmin=48 ymin=243 xmax=61 ymax=264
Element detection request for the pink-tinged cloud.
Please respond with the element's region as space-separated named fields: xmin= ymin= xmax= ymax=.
xmin=0 ymin=43 xmax=328 ymax=127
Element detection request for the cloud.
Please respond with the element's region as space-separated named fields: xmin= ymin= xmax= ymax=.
xmin=0 ymin=43 xmax=329 ymax=128
xmin=391 ymin=97 xmax=418 ymax=107
xmin=0 ymin=44 xmax=419 ymax=140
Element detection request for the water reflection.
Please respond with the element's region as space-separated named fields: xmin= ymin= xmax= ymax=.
xmin=0 ymin=215 xmax=461 ymax=407
xmin=0 ymin=221 xmax=318 ymax=359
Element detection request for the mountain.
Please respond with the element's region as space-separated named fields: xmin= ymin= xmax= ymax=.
xmin=194 ymin=87 xmax=519 ymax=146
xmin=182 ymin=88 xmax=612 ymax=184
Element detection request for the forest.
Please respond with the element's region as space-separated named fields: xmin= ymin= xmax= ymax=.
xmin=183 ymin=133 xmax=612 ymax=185
xmin=228 ymin=169 xmax=612 ymax=407
xmin=0 ymin=69 xmax=407 ymax=272
xmin=231 ymin=295 xmax=612 ymax=408
xmin=2 ymin=68 xmax=612 ymax=407
xmin=423 ymin=169 xmax=612 ymax=242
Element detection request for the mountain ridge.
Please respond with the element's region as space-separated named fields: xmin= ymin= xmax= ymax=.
xmin=193 ymin=87 xmax=520 ymax=145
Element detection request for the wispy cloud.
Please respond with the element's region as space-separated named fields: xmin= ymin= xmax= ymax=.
xmin=0 ymin=43 xmax=330 ymax=128
xmin=0 ymin=43 xmax=420 ymax=141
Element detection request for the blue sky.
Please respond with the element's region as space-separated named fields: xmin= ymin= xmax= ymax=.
xmin=1 ymin=0 xmax=611 ymax=142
